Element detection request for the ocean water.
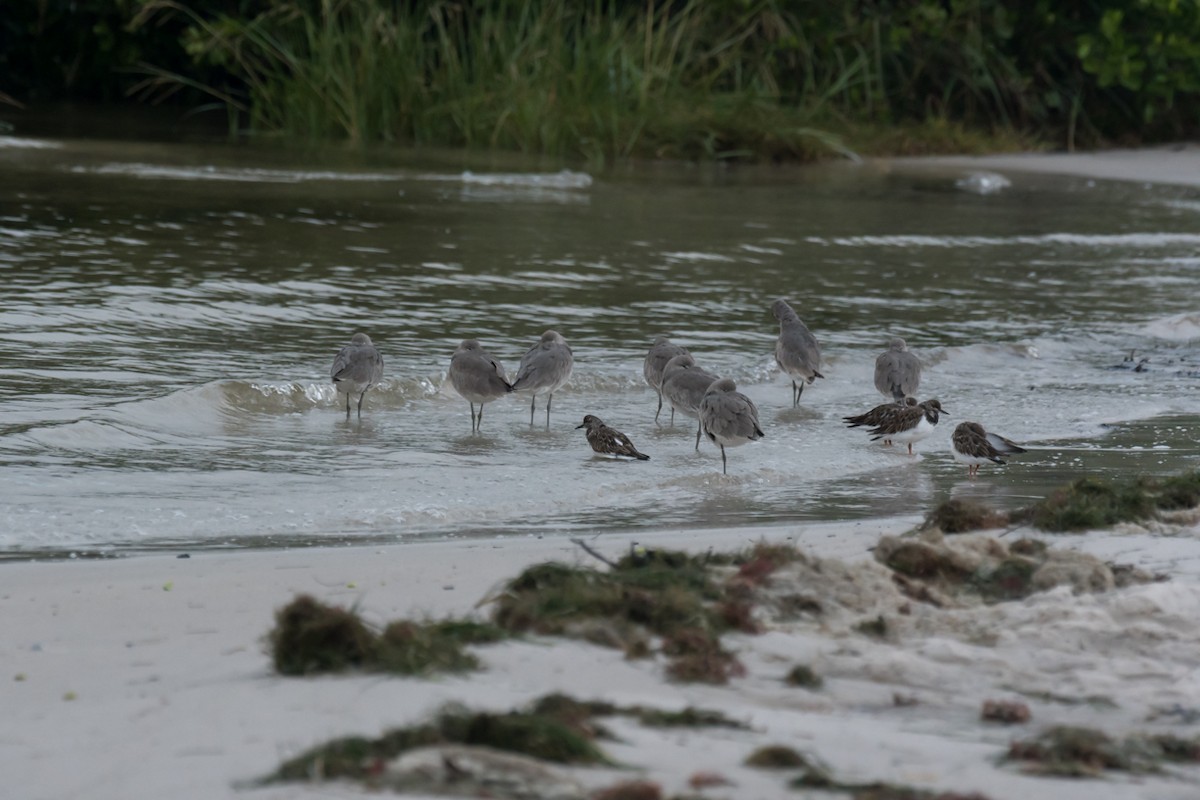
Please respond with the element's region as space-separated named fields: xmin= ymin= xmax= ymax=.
xmin=1 ymin=134 xmax=1199 ymax=557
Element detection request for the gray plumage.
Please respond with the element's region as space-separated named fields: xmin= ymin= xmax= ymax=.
xmin=772 ymin=299 xmax=823 ymax=407
xmin=510 ymin=330 xmax=574 ymax=427
xmin=330 ymin=332 xmax=384 ymax=418
xmin=448 ymin=339 xmax=512 ymax=433
xmin=643 ymin=337 xmax=689 ymax=425
xmin=699 ymin=378 xmax=764 ymax=475
xmin=576 ymin=415 xmax=650 ymax=460
xmin=874 ymin=337 xmax=921 ymax=402
xmin=660 ymin=353 xmax=720 ymax=450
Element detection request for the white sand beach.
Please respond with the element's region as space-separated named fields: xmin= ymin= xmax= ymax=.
xmin=4 ymin=145 xmax=1200 ymax=800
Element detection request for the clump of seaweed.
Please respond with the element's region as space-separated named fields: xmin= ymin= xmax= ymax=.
xmin=1005 ymin=725 xmax=1200 ymax=776
xmin=592 ymin=780 xmax=663 ymax=800
xmin=873 ymin=531 xmax=1160 ymax=607
xmin=270 ymin=595 xmax=376 ymax=676
xmin=268 ymin=595 xmax=503 ymax=677
xmin=527 ymin=693 xmax=747 ymax=732
xmin=1015 ymin=471 xmax=1200 ymax=533
xmin=980 ymin=699 xmax=1030 ymax=724
xmin=784 ymin=664 xmax=823 ymax=689
xmin=924 ymin=498 xmax=1009 ymax=534
xmin=855 ymin=614 xmax=890 ymax=639
xmin=745 ymin=744 xmax=809 ymax=769
xmin=490 ymin=543 xmax=796 ymax=684
xmin=272 ymin=699 xmax=612 ymax=784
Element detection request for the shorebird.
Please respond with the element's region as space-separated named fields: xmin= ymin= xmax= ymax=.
xmin=843 ymin=397 xmax=918 ymax=445
xmin=874 ymin=337 xmax=921 ymax=402
xmin=951 ymin=421 xmax=1027 ymax=477
xmin=330 ymin=332 xmax=384 ymax=418
xmin=643 ymin=337 xmax=689 ymax=425
xmin=699 ymin=378 xmax=764 ymax=475
xmin=510 ymin=330 xmax=574 ymax=427
xmin=448 ymin=339 xmax=512 ymax=433
xmin=772 ymin=299 xmax=823 ymax=407
xmin=867 ymin=398 xmax=944 ymax=455
xmin=660 ymin=353 xmax=721 ymax=450
xmin=576 ymin=415 xmax=650 ymax=460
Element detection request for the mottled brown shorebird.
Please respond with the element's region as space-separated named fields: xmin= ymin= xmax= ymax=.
xmin=576 ymin=415 xmax=650 ymax=460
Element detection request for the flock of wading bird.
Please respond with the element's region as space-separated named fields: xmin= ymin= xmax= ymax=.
xmin=330 ymin=299 xmax=1028 ymax=476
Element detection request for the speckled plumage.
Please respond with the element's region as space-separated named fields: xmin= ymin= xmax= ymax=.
xmin=576 ymin=415 xmax=650 ymax=460
xmin=951 ymin=421 xmax=1027 ymax=477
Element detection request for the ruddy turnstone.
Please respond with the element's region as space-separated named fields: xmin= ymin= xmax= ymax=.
xmin=842 ymin=396 xmax=918 ymax=445
xmin=874 ymin=337 xmax=921 ymax=402
xmin=330 ymin=332 xmax=384 ymax=418
xmin=867 ymin=398 xmax=944 ymax=455
xmin=643 ymin=337 xmax=689 ymax=425
xmin=576 ymin=415 xmax=650 ymax=460
xmin=510 ymin=330 xmax=574 ymax=427
xmin=660 ymin=353 xmax=721 ymax=450
xmin=699 ymin=378 xmax=764 ymax=475
xmin=448 ymin=339 xmax=511 ymax=433
xmin=951 ymin=421 xmax=1027 ymax=477
xmin=771 ymin=298 xmax=823 ymax=407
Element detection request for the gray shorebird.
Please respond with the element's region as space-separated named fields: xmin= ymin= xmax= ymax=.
xmin=330 ymin=332 xmax=384 ymax=418
xmin=510 ymin=330 xmax=573 ymax=427
xmin=576 ymin=415 xmax=650 ymax=460
xmin=867 ymin=398 xmax=944 ymax=455
xmin=699 ymin=378 xmax=764 ymax=475
xmin=448 ymin=339 xmax=512 ymax=433
xmin=643 ymin=337 xmax=689 ymax=425
xmin=951 ymin=421 xmax=1027 ymax=477
xmin=660 ymin=353 xmax=721 ymax=450
xmin=843 ymin=397 xmax=918 ymax=446
xmin=874 ymin=337 xmax=921 ymax=402
xmin=772 ymin=299 xmax=823 ymax=407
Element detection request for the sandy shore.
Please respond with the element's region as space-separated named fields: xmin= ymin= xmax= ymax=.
xmin=890 ymin=142 xmax=1200 ymax=188
xmin=5 ymin=145 xmax=1200 ymax=800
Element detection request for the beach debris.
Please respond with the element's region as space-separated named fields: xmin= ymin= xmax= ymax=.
xmin=268 ymin=594 xmax=504 ymax=677
xmin=1005 ymin=726 xmax=1200 ymax=776
xmin=382 ymin=745 xmax=587 ymax=800
xmin=784 ymin=664 xmax=823 ymax=689
xmin=922 ymin=498 xmax=1010 ymax=534
xmin=872 ymin=531 xmax=1161 ymax=605
xmin=688 ymin=770 xmax=733 ymax=789
xmin=591 ymin=780 xmax=662 ymax=800
xmin=981 ymin=700 xmax=1031 ymax=724
xmin=854 ymin=614 xmax=889 ymax=638
xmin=489 ymin=543 xmax=798 ymax=684
xmin=1015 ymin=471 xmax=1200 ymax=532
xmin=745 ymin=745 xmax=809 ymax=769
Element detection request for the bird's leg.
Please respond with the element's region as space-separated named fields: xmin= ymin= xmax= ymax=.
xmin=694 ymin=419 xmax=701 ymax=451
xmin=357 ymin=390 xmax=366 ymax=417
xmin=469 ymin=402 xmax=477 ymax=433
xmin=344 ymin=392 xmax=351 ymax=418
xmin=654 ymin=392 xmax=663 ymax=425
xmin=908 ymin=443 xmax=914 ymax=456
xmin=545 ymin=393 xmax=552 ymax=428
xmin=791 ymin=380 xmax=799 ymax=408
xmin=669 ymin=406 xmax=675 ymax=427
xmin=720 ymin=444 xmax=727 ymax=475
xmin=528 ymin=394 xmax=536 ymax=426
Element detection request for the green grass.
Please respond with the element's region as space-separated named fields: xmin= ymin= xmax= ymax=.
xmin=1019 ymin=471 xmax=1200 ymax=532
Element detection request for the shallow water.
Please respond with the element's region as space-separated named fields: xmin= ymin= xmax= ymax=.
xmin=1 ymin=132 xmax=1199 ymax=556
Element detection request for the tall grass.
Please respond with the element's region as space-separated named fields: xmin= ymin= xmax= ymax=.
xmin=135 ymin=0 xmax=871 ymax=162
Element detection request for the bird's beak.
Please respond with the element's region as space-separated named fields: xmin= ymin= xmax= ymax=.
xmin=575 ymin=423 xmax=585 ymax=429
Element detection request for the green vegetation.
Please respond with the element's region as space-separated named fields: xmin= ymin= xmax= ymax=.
xmin=271 ymin=692 xmax=747 ymax=785
xmin=4 ymin=1 xmax=1200 ymax=159
xmin=923 ymin=498 xmax=1009 ymax=534
xmin=490 ymin=542 xmax=800 ymax=684
xmin=269 ymin=594 xmax=504 ymax=677
xmin=272 ymin=699 xmax=611 ymax=783
xmin=1017 ymin=471 xmax=1200 ymax=532
xmin=1006 ymin=726 xmax=1200 ymax=777
xmin=745 ymin=744 xmax=809 ymax=769
xmin=784 ymin=664 xmax=823 ymax=689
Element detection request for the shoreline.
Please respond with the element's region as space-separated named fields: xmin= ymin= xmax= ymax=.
xmin=6 ymin=146 xmax=1200 ymax=800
